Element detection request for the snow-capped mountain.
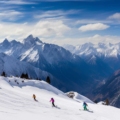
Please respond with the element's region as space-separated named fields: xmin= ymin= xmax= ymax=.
xmin=63 ymin=43 xmax=120 ymax=70
xmin=0 ymin=35 xmax=116 ymax=96
xmin=0 ymin=35 xmax=95 ymax=94
xmin=63 ymin=42 xmax=120 ymax=58
xmin=0 ymin=76 xmax=120 ymax=120
xmin=0 ymin=52 xmax=49 ymax=80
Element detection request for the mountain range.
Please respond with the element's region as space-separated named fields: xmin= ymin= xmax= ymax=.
xmin=0 ymin=35 xmax=120 ymax=106
xmin=0 ymin=35 xmax=114 ymax=94
xmin=63 ymin=43 xmax=120 ymax=70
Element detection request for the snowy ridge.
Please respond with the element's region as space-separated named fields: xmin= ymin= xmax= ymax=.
xmin=66 ymin=91 xmax=93 ymax=103
xmin=63 ymin=42 xmax=120 ymax=58
xmin=0 ymin=35 xmax=77 ymax=65
xmin=73 ymin=92 xmax=93 ymax=103
xmin=0 ymin=76 xmax=64 ymax=96
xmin=97 ymin=101 xmax=106 ymax=105
xmin=0 ymin=76 xmax=120 ymax=120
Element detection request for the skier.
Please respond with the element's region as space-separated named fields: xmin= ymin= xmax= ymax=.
xmin=83 ymin=102 xmax=88 ymax=110
xmin=33 ymin=94 xmax=37 ymax=101
xmin=105 ymin=99 xmax=109 ymax=105
xmin=50 ymin=98 xmax=56 ymax=107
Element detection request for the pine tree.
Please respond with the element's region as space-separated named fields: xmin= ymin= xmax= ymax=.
xmin=94 ymin=100 xmax=98 ymax=104
xmin=1 ymin=71 xmax=6 ymax=77
xmin=46 ymin=76 xmax=51 ymax=84
xmin=20 ymin=73 xmax=29 ymax=79
xmin=25 ymin=73 xmax=29 ymax=79
xmin=20 ymin=73 xmax=24 ymax=78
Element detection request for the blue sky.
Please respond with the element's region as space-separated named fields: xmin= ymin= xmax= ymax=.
xmin=0 ymin=0 xmax=120 ymax=45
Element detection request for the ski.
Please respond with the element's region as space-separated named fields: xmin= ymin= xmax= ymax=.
xmin=52 ymin=106 xmax=60 ymax=109
xmin=79 ymin=109 xmax=93 ymax=113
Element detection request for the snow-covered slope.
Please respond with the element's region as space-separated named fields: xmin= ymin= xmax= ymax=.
xmin=66 ymin=91 xmax=93 ymax=103
xmin=0 ymin=76 xmax=120 ymax=120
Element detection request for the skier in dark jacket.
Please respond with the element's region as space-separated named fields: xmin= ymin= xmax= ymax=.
xmin=83 ymin=102 xmax=88 ymax=110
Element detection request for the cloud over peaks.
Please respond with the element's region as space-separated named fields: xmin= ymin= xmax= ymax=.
xmin=79 ymin=23 xmax=109 ymax=32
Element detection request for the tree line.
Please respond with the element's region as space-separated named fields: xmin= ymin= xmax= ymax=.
xmin=1 ymin=71 xmax=51 ymax=84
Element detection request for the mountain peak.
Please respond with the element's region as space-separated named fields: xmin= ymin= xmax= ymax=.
xmin=3 ymin=38 xmax=9 ymax=43
xmin=23 ymin=35 xmax=42 ymax=46
xmin=1 ymin=38 xmax=10 ymax=47
xmin=82 ymin=42 xmax=94 ymax=47
xmin=26 ymin=34 xmax=34 ymax=39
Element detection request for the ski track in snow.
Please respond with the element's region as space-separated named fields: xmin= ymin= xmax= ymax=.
xmin=0 ymin=76 xmax=120 ymax=120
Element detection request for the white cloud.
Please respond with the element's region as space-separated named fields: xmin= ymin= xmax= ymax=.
xmin=108 ymin=13 xmax=120 ymax=20
xmin=86 ymin=34 xmax=120 ymax=44
xmin=30 ymin=20 xmax=71 ymax=36
xmin=76 ymin=19 xmax=112 ymax=24
xmin=0 ymin=0 xmax=35 ymax=4
xmin=29 ymin=0 xmax=98 ymax=1
xmin=0 ymin=20 xmax=71 ymax=42
xmin=50 ymin=34 xmax=120 ymax=46
xmin=34 ymin=10 xmax=81 ymax=19
xmin=0 ymin=20 xmax=119 ymax=47
xmin=0 ymin=10 xmax=23 ymax=21
xmin=1 ymin=0 xmax=94 ymax=4
xmin=79 ymin=23 xmax=109 ymax=32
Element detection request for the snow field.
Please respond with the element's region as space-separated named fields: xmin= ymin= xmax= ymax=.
xmin=0 ymin=76 xmax=120 ymax=120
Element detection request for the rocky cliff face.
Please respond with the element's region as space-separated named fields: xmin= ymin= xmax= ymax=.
xmin=93 ymin=70 xmax=120 ymax=108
